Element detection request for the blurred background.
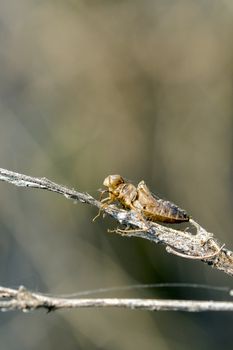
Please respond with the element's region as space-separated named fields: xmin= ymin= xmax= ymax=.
xmin=0 ymin=0 xmax=233 ymax=349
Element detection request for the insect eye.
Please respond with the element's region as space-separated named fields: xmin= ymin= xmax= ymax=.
xmin=110 ymin=175 xmax=124 ymax=186
xmin=103 ymin=175 xmax=124 ymax=188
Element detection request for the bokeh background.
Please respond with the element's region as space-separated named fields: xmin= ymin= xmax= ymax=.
xmin=0 ymin=0 xmax=233 ymax=349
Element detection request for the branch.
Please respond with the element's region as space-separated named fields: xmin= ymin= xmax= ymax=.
xmin=0 ymin=167 xmax=233 ymax=276
xmin=0 ymin=286 xmax=233 ymax=312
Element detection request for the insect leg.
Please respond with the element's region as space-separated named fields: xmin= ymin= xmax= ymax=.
xmin=129 ymin=202 xmax=152 ymax=229
xmin=108 ymin=226 xmax=148 ymax=234
xmin=93 ymin=193 xmax=116 ymax=221
xmin=108 ymin=202 xmax=151 ymax=234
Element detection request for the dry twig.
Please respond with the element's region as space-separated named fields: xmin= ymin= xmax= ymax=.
xmin=0 ymin=167 xmax=232 ymax=276
xmin=0 ymin=167 xmax=233 ymax=313
xmin=0 ymin=286 xmax=233 ymax=313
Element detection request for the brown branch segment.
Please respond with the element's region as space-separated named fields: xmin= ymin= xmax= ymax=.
xmin=0 ymin=167 xmax=233 ymax=276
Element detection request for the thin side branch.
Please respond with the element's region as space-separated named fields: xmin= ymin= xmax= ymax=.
xmin=0 ymin=167 xmax=233 ymax=276
xmin=0 ymin=286 xmax=233 ymax=312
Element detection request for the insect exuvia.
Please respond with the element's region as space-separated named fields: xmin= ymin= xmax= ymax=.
xmin=101 ymin=174 xmax=189 ymax=224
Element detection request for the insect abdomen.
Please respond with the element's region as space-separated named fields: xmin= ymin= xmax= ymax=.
xmin=143 ymin=200 xmax=189 ymax=223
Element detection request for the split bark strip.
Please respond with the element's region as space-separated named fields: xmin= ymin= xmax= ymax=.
xmin=0 ymin=167 xmax=233 ymax=276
